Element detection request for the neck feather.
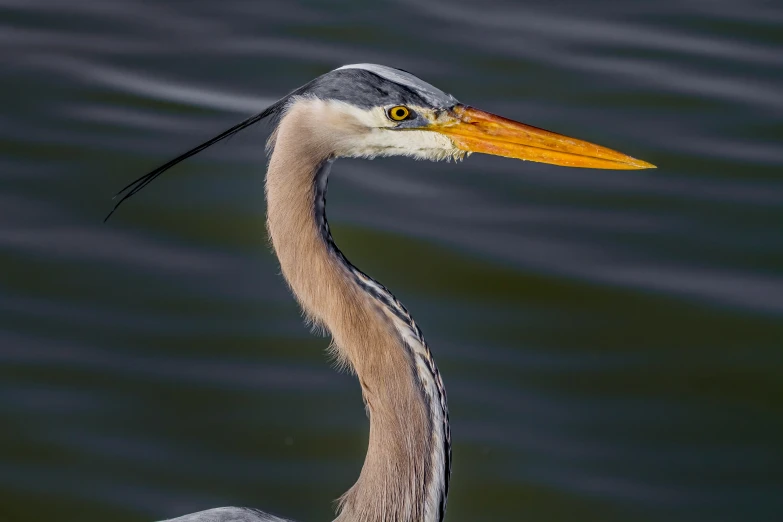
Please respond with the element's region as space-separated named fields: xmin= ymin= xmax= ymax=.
xmin=265 ymin=101 xmax=450 ymax=522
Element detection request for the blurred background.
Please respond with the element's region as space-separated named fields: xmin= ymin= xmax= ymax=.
xmin=1 ymin=0 xmax=782 ymax=521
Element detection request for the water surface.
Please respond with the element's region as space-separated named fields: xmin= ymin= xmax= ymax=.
xmin=1 ymin=1 xmax=781 ymax=521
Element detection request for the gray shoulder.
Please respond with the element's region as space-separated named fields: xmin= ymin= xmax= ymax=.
xmin=160 ymin=507 xmax=293 ymax=522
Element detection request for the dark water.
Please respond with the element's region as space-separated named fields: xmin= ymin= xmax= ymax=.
xmin=1 ymin=0 xmax=782 ymax=521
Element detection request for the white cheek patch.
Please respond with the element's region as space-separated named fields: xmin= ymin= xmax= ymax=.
xmin=313 ymin=99 xmax=464 ymax=162
xmin=283 ymin=97 xmax=465 ymax=162
xmin=340 ymin=128 xmax=465 ymax=162
xmin=325 ymin=100 xmax=389 ymax=128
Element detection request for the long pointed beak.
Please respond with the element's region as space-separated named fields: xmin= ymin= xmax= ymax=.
xmin=434 ymin=105 xmax=655 ymax=170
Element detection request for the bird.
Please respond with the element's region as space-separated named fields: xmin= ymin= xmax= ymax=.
xmin=106 ymin=63 xmax=654 ymax=522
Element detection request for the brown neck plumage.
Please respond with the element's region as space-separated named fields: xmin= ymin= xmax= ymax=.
xmin=264 ymin=100 xmax=448 ymax=522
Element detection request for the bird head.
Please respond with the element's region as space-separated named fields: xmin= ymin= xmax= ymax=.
xmin=106 ymin=63 xmax=653 ymax=220
xmin=274 ymin=64 xmax=655 ymax=169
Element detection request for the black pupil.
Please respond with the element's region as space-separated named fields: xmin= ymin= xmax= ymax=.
xmin=395 ymin=108 xmax=405 ymax=118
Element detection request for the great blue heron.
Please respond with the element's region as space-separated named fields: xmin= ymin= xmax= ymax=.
xmin=107 ymin=64 xmax=654 ymax=522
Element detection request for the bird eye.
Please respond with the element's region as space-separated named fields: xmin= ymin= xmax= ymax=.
xmin=387 ymin=106 xmax=411 ymax=121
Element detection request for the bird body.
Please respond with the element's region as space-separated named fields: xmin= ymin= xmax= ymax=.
xmin=109 ymin=64 xmax=653 ymax=522
xmin=163 ymin=507 xmax=291 ymax=522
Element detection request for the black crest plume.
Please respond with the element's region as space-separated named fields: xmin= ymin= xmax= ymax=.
xmin=104 ymin=103 xmax=282 ymax=222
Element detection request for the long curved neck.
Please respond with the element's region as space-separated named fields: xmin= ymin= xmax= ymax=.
xmin=265 ymin=103 xmax=450 ymax=522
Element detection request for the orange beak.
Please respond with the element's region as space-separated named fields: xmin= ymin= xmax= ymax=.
xmin=433 ymin=105 xmax=655 ymax=170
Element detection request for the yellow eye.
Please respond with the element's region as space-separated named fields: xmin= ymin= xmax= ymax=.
xmin=388 ymin=106 xmax=411 ymax=121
